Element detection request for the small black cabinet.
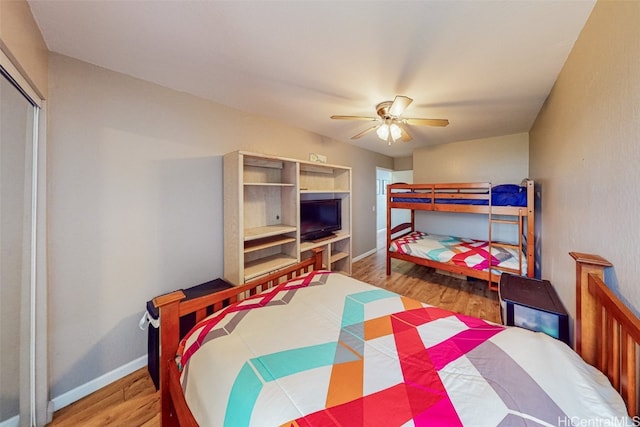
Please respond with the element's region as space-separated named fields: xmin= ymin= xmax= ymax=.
xmin=499 ymin=273 xmax=570 ymax=345
xmin=145 ymin=278 xmax=232 ymax=390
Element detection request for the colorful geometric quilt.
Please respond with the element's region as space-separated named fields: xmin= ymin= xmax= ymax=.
xmin=389 ymin=231 xmax=526 ymax=275
xmin=179 ymin=272 xmax=627 ymax=426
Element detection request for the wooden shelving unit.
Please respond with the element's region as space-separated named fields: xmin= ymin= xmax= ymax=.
xmin=224 ymin=151 xmax=352 ymax=284
xmin=298 ymin=160 xmax=352 ymax=276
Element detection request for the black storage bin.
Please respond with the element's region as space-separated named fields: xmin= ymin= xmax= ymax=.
xmin=146 ymin=278 xmax=232 ymax=390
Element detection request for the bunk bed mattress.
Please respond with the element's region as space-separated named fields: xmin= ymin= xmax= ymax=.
xmin=389 ymin=231 xmax=526 ymax=274
xmin=390 ymin=184 xmax=527 ymax=207
xmin=177 ymin=271 xmax=628 ymax=426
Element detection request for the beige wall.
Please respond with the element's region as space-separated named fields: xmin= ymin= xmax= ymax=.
xmin=412 ymin=133 xmax=529 ymax=183
xmin=0 ymin=0 xmax=48 ymax=97
xmin=47 ymin=53 xmax=393 ymax=397
xmin=393 ymin=156 xmax=413 ymax=171
xmin=530 ymin=0 xmax=640 ymax=320
xmin=410 ymin=133 xmax=529 ymax=243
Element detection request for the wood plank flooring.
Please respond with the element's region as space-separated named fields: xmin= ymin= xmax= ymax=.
xmin=46 ymin=250 xmax=499 ymax=426
xmin=46 ymin=367 xmax=159 ymax=427
xmin=353 ymin=250 xmax=500 ymax=323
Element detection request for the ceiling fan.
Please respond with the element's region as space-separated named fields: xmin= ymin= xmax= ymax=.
xmin=330 ymin=95 xmax=449 ymax=144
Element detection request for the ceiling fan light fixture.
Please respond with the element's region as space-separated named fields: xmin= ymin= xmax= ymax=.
xmin=376 ymin=122 xmax=402 ymax=144
xmin=376 ymin=123 xmax=389 ymax=140
xmin=389 ymin=123 xmax=402 ymax=141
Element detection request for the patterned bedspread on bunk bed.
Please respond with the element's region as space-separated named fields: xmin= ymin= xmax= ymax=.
xmin=177 ymin=271 xmax=627 ymax=426
xmin=389 ymin=231 xmax=526 ymax=274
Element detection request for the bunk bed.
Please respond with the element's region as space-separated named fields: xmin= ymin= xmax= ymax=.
xmin=153 ymin=249 xmax=640 ymax=425
xmin=386 ymin=180 xmax=534 ymax=289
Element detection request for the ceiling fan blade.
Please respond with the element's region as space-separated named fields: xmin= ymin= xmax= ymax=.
xmin=404 ymin=118 xmax=449 ymax=127
xmin=351 ymin=125 xmax=379 ymax=140
xmin=330 ymin=115 xmax=377 ymax=121
xmin=389 ymin=96 xmax=413 ymax=116
xmin=399 ymin=125 xmax=412 ymax=142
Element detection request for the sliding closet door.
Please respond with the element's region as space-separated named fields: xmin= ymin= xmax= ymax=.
xmin=0 ymin=65 xmax=39 ymax=426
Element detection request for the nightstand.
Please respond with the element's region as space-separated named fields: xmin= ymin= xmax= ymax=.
xmin=499 ymin=273 xmax=570 ymax=345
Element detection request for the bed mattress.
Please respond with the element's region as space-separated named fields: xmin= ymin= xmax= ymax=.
xmin=389 ymin=184 xmax=528 ymax=207
xmin=390 ymin=193 xmax=527 ymax=207
xmin=389 ymin=231 xmax=526 ymax=275
xmin=177 ymin=271 xmax=627 ymax=426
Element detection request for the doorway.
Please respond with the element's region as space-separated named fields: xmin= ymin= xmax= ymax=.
xmin=376 ymin=168 xmax=413 ymax=251
xmin=375 ymin=168 xmax=391 ymax=250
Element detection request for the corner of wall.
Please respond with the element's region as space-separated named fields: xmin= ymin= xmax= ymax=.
xmin=0 ymin=0 xmax=49 ymax=98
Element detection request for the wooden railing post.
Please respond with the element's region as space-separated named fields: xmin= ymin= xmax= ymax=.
xmin=312 ymin=247 xmax=323 ymax=271
xmin=569 ymin=252 xmax=612 ymax=365
xmin=153 ymin=291 xmax=186 ymax=427
xmin=526 ymin=180 xmax=535 ymax=277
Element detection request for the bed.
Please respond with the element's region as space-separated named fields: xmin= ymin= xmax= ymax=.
xmin=386 ymin=180 xmax=535 ymax=289
xmin=154 ymin=248 xmax=640 ymax=426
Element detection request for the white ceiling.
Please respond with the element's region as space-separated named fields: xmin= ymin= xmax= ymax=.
xmin=28 ymin=0 xmax=595 ymax=158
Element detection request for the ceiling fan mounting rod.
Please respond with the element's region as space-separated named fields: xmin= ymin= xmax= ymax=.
xmin=376 ymin=101 xmax=395 ymax=119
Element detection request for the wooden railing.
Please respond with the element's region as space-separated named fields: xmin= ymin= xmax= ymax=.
xmin=572 ymin=251 xmax=640 ymax=417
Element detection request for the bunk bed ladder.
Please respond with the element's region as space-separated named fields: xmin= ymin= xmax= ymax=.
xmin=487 ymin=185 xmax=495 ymax=290
xmin=488 ymin=205 xmax=525 ymax=291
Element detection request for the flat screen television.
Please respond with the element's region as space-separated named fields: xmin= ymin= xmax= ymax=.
xmin=300 ymin=199 xmax=342 ymax=241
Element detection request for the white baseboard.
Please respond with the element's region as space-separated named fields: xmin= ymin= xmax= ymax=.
xmin=352 ymin=248 xmax=377 ymax=263
xmin=50 ymin=355 xmax=147 ymax=412
xmin=0 ymin=415 xmax=18 ymax=427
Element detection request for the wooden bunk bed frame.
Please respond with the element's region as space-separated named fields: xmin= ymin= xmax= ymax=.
xmin=153 ymin=248 xmax=639 ymax=425
xmin=386 ymin=180 xmax=535 ymax=289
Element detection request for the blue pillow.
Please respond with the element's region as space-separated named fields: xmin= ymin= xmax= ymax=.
xmin=492 ymin=184 xmax=522 ymax=193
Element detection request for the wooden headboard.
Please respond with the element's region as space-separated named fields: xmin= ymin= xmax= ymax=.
xmin=153 ymin=248 xmax=324 ymax=426
xmin=571 ymin=252 xmax=640 ymax=417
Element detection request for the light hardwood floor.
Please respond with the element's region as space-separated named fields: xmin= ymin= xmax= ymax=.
xmin=46 ymin=249 xmax=499 ymax=426
xmin=46 ymin=367 xmax=159 ymax=427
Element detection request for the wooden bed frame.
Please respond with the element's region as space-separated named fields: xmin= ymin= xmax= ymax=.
xmin=386 ymin=180 xmax=535 ymax=290
xmin=153 ymin=248 xmax=323 ymax=426
xmin=570 ymin=252 xmax=640 ymax=416
xmin=154 ymin=248 xmax=639 ymax=425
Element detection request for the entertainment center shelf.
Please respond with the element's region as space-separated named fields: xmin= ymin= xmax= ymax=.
xmin=244 ymin=254 xmax=298 ymax=281
xmin=224 ymin=151 xmax=352 ymax=285
xmin=244 ymin=234 xmax=297 ymax=253
xmin=299 ymin=163 xmax=350 ymax=193
xmin=245 ymin=183 xmax=296 ymax=187
xmin=244 ymin=225 xmax=297 ymax=240
xmin=300 ymin=190 xmax=350 ymax=194
xmin=300 ymin=232 xmax=351 ymax=273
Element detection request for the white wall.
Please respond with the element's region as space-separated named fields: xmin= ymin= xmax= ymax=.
xmin=529 ymin=1 xmax=640 ymax=318
xmin=47 ymin=53 xmax=393 ymax=399
xmin=411 ymin=133 xmax=529 ymax=240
